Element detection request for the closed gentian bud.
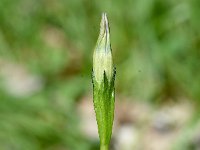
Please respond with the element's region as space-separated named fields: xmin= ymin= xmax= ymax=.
xmin=92 ymin=13 xmax=116 ymax=150
xmin=93 ymin=13 xmax=113 ymax=84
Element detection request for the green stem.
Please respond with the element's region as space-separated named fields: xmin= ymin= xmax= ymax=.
xmin=100 ymin=144 xmax=109 ymax=150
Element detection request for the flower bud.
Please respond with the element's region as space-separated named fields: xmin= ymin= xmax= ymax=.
xmin=93 ymin=13 xmax=113 ymax=84
xmin=92 ymin=13 xmax=116 ymax=149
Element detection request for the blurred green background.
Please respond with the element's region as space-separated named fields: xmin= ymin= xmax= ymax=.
xmin=0 ymin=0 xmax=200 ymax=150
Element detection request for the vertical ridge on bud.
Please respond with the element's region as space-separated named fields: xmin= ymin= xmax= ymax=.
xmin=93 ymin=13 xmax=113 ymax=84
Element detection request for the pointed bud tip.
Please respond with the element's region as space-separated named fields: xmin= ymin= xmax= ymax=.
xmin=100 ymin=13 xmax=110 ymax=36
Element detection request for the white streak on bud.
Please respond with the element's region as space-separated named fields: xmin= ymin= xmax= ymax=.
xmin=93 ymin=13 xmax=113 ymax=84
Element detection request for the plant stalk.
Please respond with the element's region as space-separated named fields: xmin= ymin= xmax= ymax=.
xmin=100 ymin=144 xmax=109 ymax=150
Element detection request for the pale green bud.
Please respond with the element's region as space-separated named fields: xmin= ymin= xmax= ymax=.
xmin=92 ymin=13 xmax=116 ymax=149
xmin=93 ymin=13 xmax=113 ymax=84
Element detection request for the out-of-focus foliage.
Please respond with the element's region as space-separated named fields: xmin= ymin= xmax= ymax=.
xmin=0 ymin=0 xmax=200 ymax=150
